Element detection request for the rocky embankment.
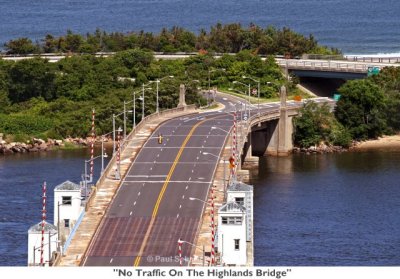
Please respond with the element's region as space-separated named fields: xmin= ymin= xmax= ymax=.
xmin=292 ymin=144 xmax=348 ymax=154
xmin=0 ymin=137 xmax=89 ymax=155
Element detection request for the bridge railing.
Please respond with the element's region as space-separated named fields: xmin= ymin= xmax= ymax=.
xmin=85 ymin=104 xmax=197 ymax=211
xmin=276 ymin=59 xmax=370 ymax=73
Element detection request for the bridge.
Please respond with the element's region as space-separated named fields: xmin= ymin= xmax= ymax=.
xmin=275 ymin=58 xmax=399 ymax=79
xmin=53 ymin=84 xmax=334 ymax=267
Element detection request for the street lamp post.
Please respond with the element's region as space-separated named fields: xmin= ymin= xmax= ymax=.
xmin=202 ymin=152 xmax=228 ymax=193
xmin=115 ymin=126 xmax=122 ymax=180
xmin=208 ymin=68 xmax=226 ymax=105
xmin=112 ymin=110 xmax=133 ymax=154
xmin=178 ymin=239 xmax=206 ymax=266
xmin=243 ymin=75 xmax=260 ymax=116
xmin=189 ymin=196 xmax=216 ymax=265
xmin=149 ymin=76 xmax=174 ymax=113
xmin=99 ymin=131 xmax=113 ymax=173
xmin=84 ymin=154 xmax=108 ymax=198
xmin=232 ymin=80 xmax=251 ymax=119
xmin=141 ymin=83 xmax=145 ymax=120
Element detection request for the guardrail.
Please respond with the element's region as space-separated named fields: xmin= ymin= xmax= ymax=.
xmin=85 ymin=104 xmax=197 ymax=211
xmin=276 ymin=59 xmax=370 ymax=73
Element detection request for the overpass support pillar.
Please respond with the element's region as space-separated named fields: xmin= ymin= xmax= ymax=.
xmin=244 ymin=134 xmax=258 ymax=163
xmin=265 ymin=86 xmax=293 ymax=156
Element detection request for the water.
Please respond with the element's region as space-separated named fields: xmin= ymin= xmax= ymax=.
xmin=252 ymin=150 xmax=400 ymax=266
xmin=1 ymin=148 xmax=399 ymax=266
xmin=0 ymin=148 xmax=109 ymax=266
xmin=1 ymin=0 xmax=400 ymax=54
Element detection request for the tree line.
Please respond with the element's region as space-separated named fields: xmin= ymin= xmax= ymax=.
xmin=0 ymin=48 xmax=294 ymax=141
xmin=2 ymin=23 xmax=339 ymax=57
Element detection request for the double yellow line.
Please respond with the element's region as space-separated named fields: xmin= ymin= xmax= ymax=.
xmin=133 ymin=119 xmax=206 ymax=266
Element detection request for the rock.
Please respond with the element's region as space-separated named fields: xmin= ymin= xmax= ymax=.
xmin=39 ymin=143 xmax=48 ymax=151
xmin=2 ymin=147 xmax=13 ymax=154
xmin=11 ymin=146 xmax=21 ymax=153
xmin=33 ymin=138 xmax=45 ymax=145
xmin=29 ymin=147 xmax=39 ymax=152
xmin=55 ymin=140 xmax=63 ymax=146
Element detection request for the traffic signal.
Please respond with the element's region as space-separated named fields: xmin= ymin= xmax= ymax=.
xmin=229 ymin=156 xmax=235 ymax=169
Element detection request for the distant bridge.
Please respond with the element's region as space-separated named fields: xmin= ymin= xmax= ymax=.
xmin=275 ymin=58 xmax=399 ymax=79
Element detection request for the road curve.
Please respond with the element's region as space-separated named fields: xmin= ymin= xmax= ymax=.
xmin=83 ymin=99 xmax=234 ymax=266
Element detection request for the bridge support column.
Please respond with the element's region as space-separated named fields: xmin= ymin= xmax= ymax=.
xmin=243 ymin=134 xmax=258 ymax=164
xmin=177 ymin=84 xmax=187 ymax=109
xmin=265 ymin=86 xmax=293 ymax=156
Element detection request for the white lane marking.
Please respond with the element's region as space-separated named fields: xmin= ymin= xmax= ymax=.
xmin=130 ymin=211 xmax=132 ymax=216
xmin=150 ymin=167 xmax=153 ymax=170
xmin=157 ymin=154 xmax=160 ymax=157
xmin=179 ymin=205 xmax=182 ymax=209
xmin=182 ymin=195 xmax=185 ymax=199
xmin=176 ymin=214 xmax=180 ymax=218
xmin=134 ymin=201 xmax=137 ymax=206
xmin=138 ymin=192 xmax=141 ymax=196
xmin=189 ymin=177 xmax=192 ymax=181
xmin=185 ymin=186 xmax=189 ymax=190
xmin=191 ymin=169 xmax=194 ymax=173
xmin=196 ymin=156 xmax=199 ymax=160
xmin=110 ymin=258 xmax=113 ymax=263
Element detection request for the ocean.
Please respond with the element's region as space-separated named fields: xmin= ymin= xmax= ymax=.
xmin=0 ymin=0 xmax=400 ymax=55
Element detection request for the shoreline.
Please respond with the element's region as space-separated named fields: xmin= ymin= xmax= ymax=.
xmin=0 ymin=137 xmax=114 ymax=155
xmin=350 ymin=134 xmax=400 ymax=151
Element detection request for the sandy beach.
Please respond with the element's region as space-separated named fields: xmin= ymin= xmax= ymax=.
xmin=351 ymin=134 xmax=400 ymax=151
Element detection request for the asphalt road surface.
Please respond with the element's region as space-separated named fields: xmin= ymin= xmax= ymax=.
xmin=82 ymin=93 xmax=332 ymax=266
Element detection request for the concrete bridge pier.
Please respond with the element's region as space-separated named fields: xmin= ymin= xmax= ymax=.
xmin=250 ymin=86 xmax=294 ymax=157
xmin=243 ymin=135 xmax=259 ymax=164
xmin=266 ymin=86 xmax=293 ymax=156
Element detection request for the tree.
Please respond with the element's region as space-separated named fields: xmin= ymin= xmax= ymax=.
xmin=294 ymin=101 xmax=351 ymax=148
xmin=8 ymin=58 xmax=56 ymax=102
xmin=4 ymin=38 xmax=40 ymax=54
xmin=335 ymin=79 xmax=387 ymax=140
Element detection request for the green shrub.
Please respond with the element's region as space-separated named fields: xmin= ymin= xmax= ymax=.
xmin=0 ymin=114 xmax=54 ymax=135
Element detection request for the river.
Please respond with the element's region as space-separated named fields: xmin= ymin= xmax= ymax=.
xmin=0 ymin=148 xmax=109 ymax=266
xmin=1 ymin=148 xmax=399 ymax=265
xmin=251 ymin=150 xmax=400 ymax=266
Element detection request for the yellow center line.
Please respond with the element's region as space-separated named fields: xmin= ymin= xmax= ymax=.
xmin=133 ymin=119 xmax=207 ymax=267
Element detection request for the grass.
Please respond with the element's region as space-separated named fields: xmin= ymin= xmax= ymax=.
xmin=58 ymin=141 xmax=86 ymax=150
